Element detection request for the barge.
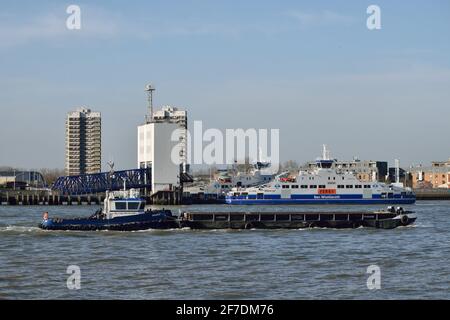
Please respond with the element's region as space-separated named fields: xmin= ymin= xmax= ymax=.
xmin=179 ymin=207 xmax=416 ymax=230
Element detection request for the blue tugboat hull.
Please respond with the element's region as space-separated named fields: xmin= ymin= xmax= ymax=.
xmin=39 ymin=211 xmax=179 ymax=231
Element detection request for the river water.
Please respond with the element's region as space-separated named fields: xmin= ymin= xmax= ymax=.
xmin=0 ymin=201 xmax=449 ymax=299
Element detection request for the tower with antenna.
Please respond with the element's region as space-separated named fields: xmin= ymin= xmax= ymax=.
xmin=145 ymin=84 xmax=155 ymax=123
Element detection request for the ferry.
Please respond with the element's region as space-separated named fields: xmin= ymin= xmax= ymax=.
xmin=184 ymin=160 xmax=276 ymax=203
xmin=225 ymin=147 xmax=416 ymax=205
xmin=38 ymin=189 xmax=178 ymax=231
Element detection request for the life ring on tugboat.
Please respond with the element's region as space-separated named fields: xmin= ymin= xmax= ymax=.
xmin=400 ymin=214 xmax=409 ymax=226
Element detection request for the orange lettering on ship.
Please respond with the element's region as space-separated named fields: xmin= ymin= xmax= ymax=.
xmin=318 ymin=189 xmax=336 ymax=195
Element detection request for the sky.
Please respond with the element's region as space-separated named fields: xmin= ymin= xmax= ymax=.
xmin=0 ymin=0 xmax=449 ymax=171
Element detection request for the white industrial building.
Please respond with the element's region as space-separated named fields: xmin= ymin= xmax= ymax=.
xmin=137 ymin=103 xmax=188 ymax=194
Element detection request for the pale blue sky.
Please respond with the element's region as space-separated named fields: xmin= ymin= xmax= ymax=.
xmin=0 ymin=0 xmax=449 ymax=170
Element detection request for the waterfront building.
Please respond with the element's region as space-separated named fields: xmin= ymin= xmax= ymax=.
xmin=410 ymin=159 xmax=450 ymax=189
xmin=137 ymin=106 xmax=188 ymax=194
xmin=301 ymin=158 xmax=388 ymax=182
xmin=0 ymin=170 xmax=46 ymax=189
xmin=65 ymin=107 xmax=101 ymax=176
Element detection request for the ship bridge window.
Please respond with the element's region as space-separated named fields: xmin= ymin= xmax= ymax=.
xmin=337 ymin=185 xmax=344 ymax=189
xmin=115 ymin=201 xmax=127 ymax=210
xmin=345 ymin=185 xmax=354 ymax=189
xmin=364 ymin=185 xmax=371 ymax=189
xmin=310 ymin=185 xmax=317 ymax=189
xmin=127 ymin=202 xmax=140 ymax=210
xmin=282 ymin=185 xmax=289 ymax=189
xmin=139 ymin=202 xmax=146 ymax=210
xmin=355 ymin=185 xmax=362 ymax=189
xmin=291 ymin=185 xmax=299 ymax=189
xmin=319 ymin=185 xmax=326 ymax=189
xmin=301 ymin=185 xmax=308 ymax=189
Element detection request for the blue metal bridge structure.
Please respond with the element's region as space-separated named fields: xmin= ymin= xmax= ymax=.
xmin=52 ymin=168 xmax=152 ymax=195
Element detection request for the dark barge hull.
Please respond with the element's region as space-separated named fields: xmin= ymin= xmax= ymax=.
xmin=180 ymin=211 xmax=416 ymax=230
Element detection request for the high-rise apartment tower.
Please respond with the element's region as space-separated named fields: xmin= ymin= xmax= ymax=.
xmin=65 ymin=107 xmax=101 ymax=176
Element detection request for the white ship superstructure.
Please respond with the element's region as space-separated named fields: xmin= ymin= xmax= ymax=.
xmin=226 ymin=146 xmax=416 ymax=205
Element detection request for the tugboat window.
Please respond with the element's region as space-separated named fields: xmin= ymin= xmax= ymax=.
xmin=128 ymin=202 xmax=140 ymax=210
xmin=115 ymin=202 xmax=127 ymax=210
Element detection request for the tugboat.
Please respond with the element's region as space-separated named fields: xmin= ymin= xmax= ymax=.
xmin=38 ymin=189 xmax=178 ymax=231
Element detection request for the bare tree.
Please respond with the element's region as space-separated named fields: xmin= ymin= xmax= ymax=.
xmin=40 ymin=168 xmax=65 ymax=185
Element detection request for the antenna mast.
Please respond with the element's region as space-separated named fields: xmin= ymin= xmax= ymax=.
xmin=145 ymin=84 xmax=155 ymax=123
